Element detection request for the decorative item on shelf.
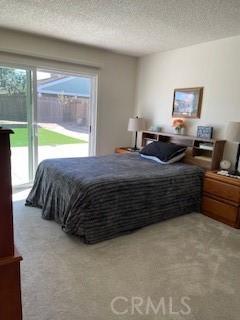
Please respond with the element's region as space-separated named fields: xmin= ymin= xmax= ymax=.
xmin=197 ymin=126 xmax=213 ymax=139
xmin=148 ymin=125 xmax=161 ymax=132
xmin=220 ymin=160 xmax=231 ymax=171
xmin=172 ymin=118 xmax=184 ymax=135
xmin=198 ymin=142 xmax=213 ymax=150
xmin=172 ymin=87 xmax=203 ymax=119
xmin=128 ymin=116 xmax=146 ymax=151
xmin=225 ymin=121 xmax=240 ymax=176
xmin=217 ymin=170 xmax=240 ymax=179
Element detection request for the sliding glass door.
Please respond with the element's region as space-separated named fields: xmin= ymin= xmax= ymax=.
xmin=0 ymin=66 xmax=34 ymax=186
xmin=36 ymin=69 xmax=91 ymax=163
xmin=0 ymin=64 xmax=97 ymax=187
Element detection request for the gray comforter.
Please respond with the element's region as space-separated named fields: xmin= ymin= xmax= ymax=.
xmin=26 ymin=153 xmax=203 ymax=243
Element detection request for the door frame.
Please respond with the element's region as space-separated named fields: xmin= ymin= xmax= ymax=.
xmin=35 ymin=67 xmax=98 ymax=158
xmin=0 ymin=63 xmax=35 ymax=189
xmin=0 ymin=61 xmax=98 ymax=188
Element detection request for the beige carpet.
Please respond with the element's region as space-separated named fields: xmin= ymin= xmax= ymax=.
xmin=13 ymin=191 xmax=240 ymax=320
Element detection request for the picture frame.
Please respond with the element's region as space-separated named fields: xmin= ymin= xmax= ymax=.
xmin=197 ymin=126 xmax=213 ymax=139
xmin=172 ymin=87 xmax=203 ymax=119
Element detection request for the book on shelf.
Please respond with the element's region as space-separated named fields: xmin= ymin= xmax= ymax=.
xmin=198 ymin=143 xmax=214 ymax=151
xmin=194 ymin=155 xmax=212 ymax=162
xmin=144 ymin=138 xmax=157 ymax=145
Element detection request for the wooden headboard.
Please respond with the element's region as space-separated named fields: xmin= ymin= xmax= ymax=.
xmin=141 ymin=131 xmax=225 ymax=170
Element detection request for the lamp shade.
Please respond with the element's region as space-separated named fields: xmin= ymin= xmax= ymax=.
xmin=128 ymin=117 xmax=146 ymax=132
xmin=225 ymin=121 xmax=240 ymax=142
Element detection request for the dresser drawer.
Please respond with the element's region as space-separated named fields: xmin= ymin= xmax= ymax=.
xmin=204 ymin=178 xmax=240 ymax=203
xmin=202 ymin=196 xmax=238 ymax=224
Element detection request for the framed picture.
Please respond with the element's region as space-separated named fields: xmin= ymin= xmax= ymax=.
xmin=197 ymin=126 xmax=213 ymax=139
xmin=172 ymin=87 xmax=203 ymax=118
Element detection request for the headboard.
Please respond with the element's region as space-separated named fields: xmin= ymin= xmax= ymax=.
xmin=141 ymin=131 xmax=225 ymax=170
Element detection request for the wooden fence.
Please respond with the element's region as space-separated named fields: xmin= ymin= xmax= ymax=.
xmin=0 ymin=95 xmax=26 ymax=122
xmin=0 ymin=94 xmax=90 ymax=125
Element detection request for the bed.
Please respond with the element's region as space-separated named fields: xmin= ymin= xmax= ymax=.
xmin=26 ymin=153 xmax=203 ymax=244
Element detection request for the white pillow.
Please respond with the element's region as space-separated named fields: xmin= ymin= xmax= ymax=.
xmin=140 ymin=152 xmax=185 ymax=164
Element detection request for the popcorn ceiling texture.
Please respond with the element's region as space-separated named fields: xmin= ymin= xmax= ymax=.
xmin=0 ymin=0 xmax=240 ymax=56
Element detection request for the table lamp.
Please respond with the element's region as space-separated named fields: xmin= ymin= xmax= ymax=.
xmin=128 ymin=117 xmax=146 ymax=151
xmin=225 ymin=121 xmax=240 ymax=175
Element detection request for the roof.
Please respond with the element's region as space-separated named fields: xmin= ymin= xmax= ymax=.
xmin=38 ymin=76 xmax=90 ymax=97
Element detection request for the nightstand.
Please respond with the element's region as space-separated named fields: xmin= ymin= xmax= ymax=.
xmin=115 ymin=147 xmax=139 ymax=154
xmin=202 ymin=171 xmax=240 ymax=228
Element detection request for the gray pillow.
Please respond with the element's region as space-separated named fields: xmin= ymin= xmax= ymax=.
xmin=140 ymin=152 xmax=186 ymax=164
xmin=140 ymin=141 xmax=187 ymax=162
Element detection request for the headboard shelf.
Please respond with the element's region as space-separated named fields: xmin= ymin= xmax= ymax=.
xmin=141 ymin=130 xmax=226 ymax=170
xmin=142 ymin=130 xmax=217 ymax=143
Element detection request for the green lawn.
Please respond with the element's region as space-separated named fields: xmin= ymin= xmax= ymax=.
xmin=10 ymin=128 xmax=87 ymax=147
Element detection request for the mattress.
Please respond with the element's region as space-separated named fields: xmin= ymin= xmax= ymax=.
xmin=26 ymin=153 xmax=203 ymax=243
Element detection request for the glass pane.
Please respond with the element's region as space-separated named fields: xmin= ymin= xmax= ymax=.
xmin=0 ymin=66 xmax=31 ymax=186
xmin=37 ymin=70 xmax=90 ymax=163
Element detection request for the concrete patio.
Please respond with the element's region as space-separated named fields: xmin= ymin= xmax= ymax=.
xmin=11 ymin=143 xmax=89 ymax=186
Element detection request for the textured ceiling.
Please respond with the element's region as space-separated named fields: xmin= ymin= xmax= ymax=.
xmin=1 ymin=0 xmax=240 ymax=56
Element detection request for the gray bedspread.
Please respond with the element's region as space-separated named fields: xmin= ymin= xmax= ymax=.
xmin=26 ymin=153 xmax=203 ymax=243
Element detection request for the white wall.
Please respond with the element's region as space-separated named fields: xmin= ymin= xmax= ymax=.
xmin=0 ymin=29 xmax=137 ymax=155
xmin=135 ymin=35 xmax=240 ymax=165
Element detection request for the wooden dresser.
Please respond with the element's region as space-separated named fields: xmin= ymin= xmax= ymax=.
xmin=0 ymin=129 xmax=23 ymax=319
xmin=202 ymin=171 xmax=240 ymax=228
